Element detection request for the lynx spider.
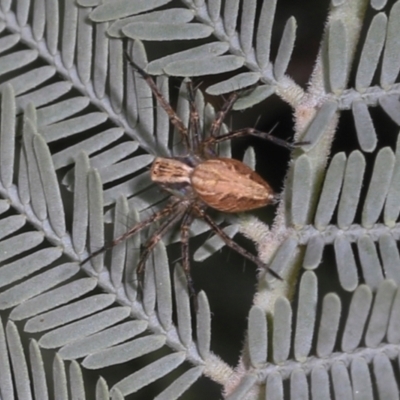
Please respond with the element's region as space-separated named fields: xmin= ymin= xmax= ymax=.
xmin=85 ymin=58 xmax=299 ymax=294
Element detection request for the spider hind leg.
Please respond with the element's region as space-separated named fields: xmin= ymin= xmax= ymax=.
xmin=180 ymin=211 xmax=196 ymax=298
xmin=193 ymin=204 xmax=282 ymax=280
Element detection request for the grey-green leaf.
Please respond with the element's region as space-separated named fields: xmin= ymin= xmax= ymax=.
xmin=153 ymin=367 xmax=203 ymax=400
xmin=154 ymin=241 xmax=172 ymax=331
xmin=379 ymin=94 xmax=400 ymax=125
xmin=337 ymin=150 xmax=365 ymax=229
xmin=291 ymin=154 xmax=312 ymax=227
xmin=147 ymin=42 xmax=229 ymax=75
xmin=380 ymin=1 xmax=400 ymax=87
xmin=379 ymin=234 xmax=400 ymax=281
xmin=223 ymin=0 xmax=240 ymax=37
xmin=362 ymin=147 xmax=395 ymax=228
xmin=273 ymin=297 xmax=292 ymax=364
xmin=315 ymin=152 xmax=346 ymax=229
xmin=164 ymin=56 xmax=244 ymax=77
xmin=352 ymin=100 xmax=377 ymax=152
xmin=329 ymin=19 xmax=348 ymax=93
xmin=331 ymin=362 xmax=352 ymax=399
xmin=239 ymin=0 xmax=256 ymax=55
xmin=0 ymin=248 xmax=62 ymax=290
xmin=0 ymin=319 xmax=13 ymax=400
xmin=174 ymin=265 xmax=192 ymax=348
xmin=342 ymin=285 xmax=372 ymax=352
xmin=33 ymin=134 xmax=66 ymax=237
xmin=196 ymin=291 xmax=211 ymax=360
xmin=10 ymin=278 xmax=97 ymax=321
xmin=232 ymin=84 xmax=275 ymax=110
xmin=24 ymin=294 xmax=116 ymax=333
xmin=302 ymin=101 xmax=338 ymax=150
xmin=111 ymin=352 xmax=186 ymax=396
xmin=290 ymin=369 xmax=308 ymax=399
xmin=90 ymin=0 xmax=173 ymax=22
xmin=83 ymin=335 xmax=166 ymax=369
xmin=206 ymin=72 xmax=260 ymax=96
xmin=123 ymin=23 xmax=213 ymax=41
xmin=373 ymin=353 xmax=399 ymax=399
xmin=274 ymin=17 xmax=297 ymax=81
xmin=365 ymin=280 xmax=397 ymax=348
xmin=357 ymin=235 xmax=384 ymax=290
xmin=0 ymin=263 xmax=79 ymax=310
xmin=248 ymin=306 xmax=267 ymax=367
xmin=294 ymin=271 xmax=317 ymax=361
xmin=334 ymin=236 xmax=358 ymax=291
xmin=384 ymin=135 xmax=400 ymax=226
xmin=311 ymin=366 xmax=330 ymax=400
xmin=39 ymin=307 xmax=131 ymax=349
xmin=6 ymin=321 xmax=32 ymax=400
xmin=387 ymin=286 xmax=400 ymax=344
xmin=108 ymin=9 xmax=195 ymax=37
xmin=53 ymin=354 xmax=68 ymax=400
xmin=316 ymin=293 xmax=341 ymax=357
xmin=87 ymin=168 xmax=104 ymax=273
xmin=59 ymin=321 xmax=148 ymax=360
xmin=356 ymin=12 xmax=387 ymax=91
xmin=351 ymin=357 xmax=374 ymax=400
xmin=0 ymin=84 xmax=15 ymax=188
xmin=29 ymin=340 xmax=49 ymax=400
xmin=256 ymin=0 xmax=277 ymax=68
xmin=69 ymin=361 xmax=85 ymax=400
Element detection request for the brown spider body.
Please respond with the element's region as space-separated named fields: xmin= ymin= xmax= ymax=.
xmin=152 ymin=156 xmax=276 ymax=213
xmin=83 ymin=56 xmax=303 ymax=292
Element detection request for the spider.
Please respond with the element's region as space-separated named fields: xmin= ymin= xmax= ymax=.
xmin=83 ymin=58 xmax=300 ymax=294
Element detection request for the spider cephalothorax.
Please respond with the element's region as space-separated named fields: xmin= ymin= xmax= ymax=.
xmin=84 ymin=58 xmax=300 ymax=293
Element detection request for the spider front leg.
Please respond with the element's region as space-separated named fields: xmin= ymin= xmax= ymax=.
xmin=185 ymin=81 xmax=202 ymax=152
xmin=193 ymin=205 xmax=282 ymax=280
xmin=126 ymin=55 xmax=191 ymax=152
xmin=208 ymin=92 xmax=239 ymax=138
xmin=204 ymin=127 xmax=300 ymax=152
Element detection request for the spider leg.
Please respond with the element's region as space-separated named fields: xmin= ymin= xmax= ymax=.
xmin=81 ymin=199 xmax=182 ymax=265
xmin=186 ymin=81 xmax=201 ymax=152
xmin=180 ymin=210 xmax=196 ymax=297
xmin=193 ymin=205 xmax=282 ymax=280
xmin=136 ymin=207 xmax=186 ymax=283
xmin=208 ymin=92 xmax=239 ymax=138
xmin=204 ymin=127 xmax=302 ymax=150
xmin=126 ymin=54 xmax=191 ymax=151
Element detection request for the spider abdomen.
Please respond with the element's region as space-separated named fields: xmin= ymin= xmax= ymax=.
xmin=191 ymin=158 xmax=276 ymax=213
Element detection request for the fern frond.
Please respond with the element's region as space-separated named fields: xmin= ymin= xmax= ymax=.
xmin=83 ymin=0 xmax=301 ymax=105
xmin=229 ymin=277 xmax=399 ymax=399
